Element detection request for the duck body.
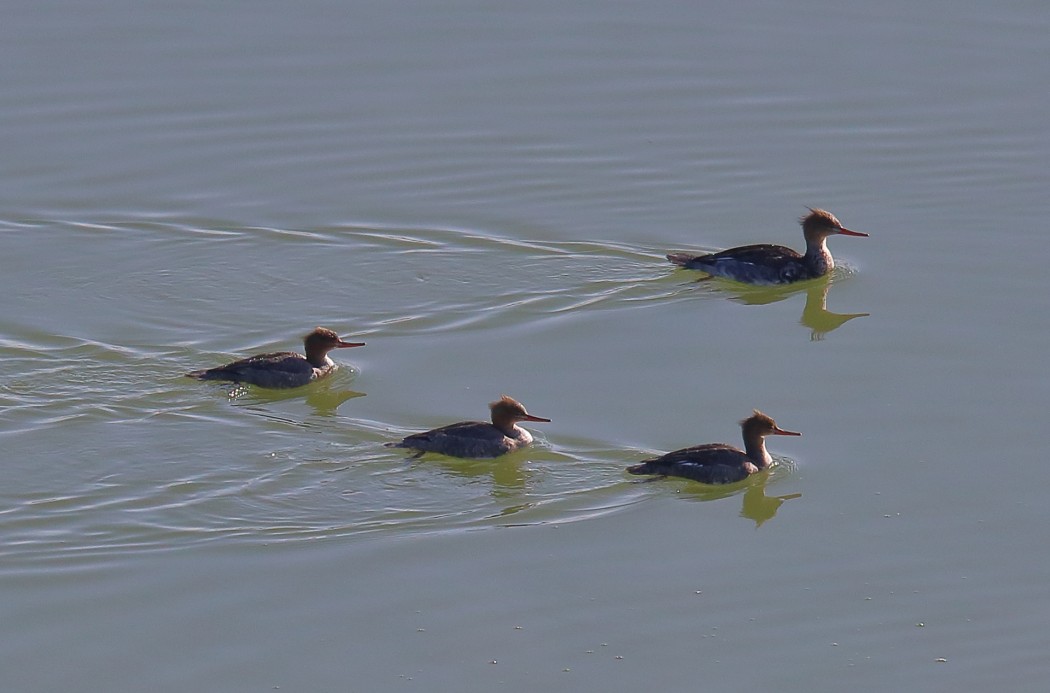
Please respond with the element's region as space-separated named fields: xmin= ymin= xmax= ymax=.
xmin=186 ymin=327 xmax=364 ymax=389
xmin=667 ymin=208 xmax=866 ymax=285
xmin=389 ymin=395 xmax=550 ymax=459
xmin=188 ymin=351 xmax=336 ymax=389
xmin=628 ymin=443 xmax=766 ymax=484
xmin=669 ymin=244 xmax=823 ymax=284
xmin=628 ymin=410 xmax=800 ymax=484
xmin=394 ymin=420 xmax=536 ymax=459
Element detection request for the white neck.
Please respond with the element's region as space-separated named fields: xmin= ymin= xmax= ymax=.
xmin=743 ymin=438 xmax=772 ymax=468
xmin=804 ymin=236 xmax=833 ymax=273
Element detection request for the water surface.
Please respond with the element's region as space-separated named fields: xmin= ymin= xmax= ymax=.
xmin=3 ymin=1 xmax=1049 ymax=690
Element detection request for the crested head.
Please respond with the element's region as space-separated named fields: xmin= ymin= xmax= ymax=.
xmin=741 ymin=409 xmax=776 ymax=433
xmin=489 ymin=394 xmax=550 ymax=428
xmin=305 ymin=327 xmax=342 ymax=345
xmin=740 ymin=409 xmax=801 ymax=438
xmin=490 ymin=394 xmax=528 ymax=419
xmin=800 ymin=208 xmax=866 ymax=240
xmin=800 ymin=208 xmax=843 ymax=233
xmin=302 ymin=327 xmax=364 ymax=361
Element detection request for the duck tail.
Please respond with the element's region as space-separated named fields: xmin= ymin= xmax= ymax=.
xmin=185 ymin=368 xmax=227 ymax=381
xmin=627 ymin=461 xmax=657 ymax=475
xmin=666 ymin=252 xmax=697 ymax=267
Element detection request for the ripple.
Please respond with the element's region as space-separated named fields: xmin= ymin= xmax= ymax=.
xmin=0 ymin=217 xmax=819 ymax=564
xmin=2 ymin=216 xmax=865 ymax=340
xmin=0 ymin=406 xmax=805 ymax=563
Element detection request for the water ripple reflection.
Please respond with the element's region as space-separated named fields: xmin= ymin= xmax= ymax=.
xmin=1 ymin=218 xmax=814 ymax=564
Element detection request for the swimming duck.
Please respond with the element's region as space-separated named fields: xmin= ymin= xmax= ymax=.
xmin=186 ymin=327 xmax=364 ymax=389
xmin=627 ymin=410 xmax=800 ymax=483
xmin=667 ymin=208 xmax=867 ymax=284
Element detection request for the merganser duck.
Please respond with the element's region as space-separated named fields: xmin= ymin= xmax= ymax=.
xmin=627 ymin=410 xmax=800 ymax=484
xmin=387 ymin=395 xmax=550 ymax=458
xmin=186 ymin=327 xmax=364 ymax=389
xmin=667 ymin=208 xmax=867 ymax=284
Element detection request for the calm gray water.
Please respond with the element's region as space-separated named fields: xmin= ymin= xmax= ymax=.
xmin=3 ymin=1 xmax=1049 ymax=691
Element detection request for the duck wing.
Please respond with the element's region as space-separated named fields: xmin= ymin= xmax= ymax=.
xmin=393 ymin=421 xmax=515 ymax=458
xmin=188 ymin=351 xmax=311 ymax=382
xmin=627 ymin=443 xmax=754 ymax=484
xmin=671 ymin=244 xmax=809 ymax=283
